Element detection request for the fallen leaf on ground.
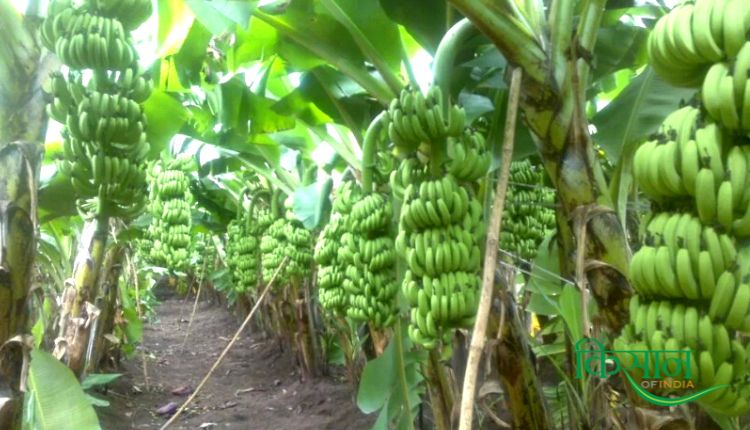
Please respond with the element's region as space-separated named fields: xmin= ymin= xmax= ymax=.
xmin=235 ymin=387 xmax=264 ymax=396
xmin=155 ymin=402 xmax=179 ymax=416
xmin=171 ymin=385 xmax=193 ymax=396
xmin=219 ymin=401 xmax=238 ymax=409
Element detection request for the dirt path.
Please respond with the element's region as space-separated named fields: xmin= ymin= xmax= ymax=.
xmin=97 ymin=297 xmax=373 ymax=429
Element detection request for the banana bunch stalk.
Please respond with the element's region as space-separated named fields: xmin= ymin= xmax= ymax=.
xmin=500 ymin=160 xmax=556 ymax=263
xmin=41 ymin=0 xmax=153 ymax=220
xmin=621 ymin=13 xmax=750 ymax=410
xmin=145 ymin=159 xmax=193 ymax=270
xmin=343 ymin=193 xmax=399 ymax=328
xmin=315 ymin=181 xmax=359 ymax=315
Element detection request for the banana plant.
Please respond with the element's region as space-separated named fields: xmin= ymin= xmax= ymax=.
xmin=444 ymin=0 xmax=677 ymax=427
xmin=0 ymin=1 xmax=50 ymax=427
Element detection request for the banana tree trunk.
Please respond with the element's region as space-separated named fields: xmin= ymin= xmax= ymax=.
xmin=447 ymin=0 xmax=631 ymax=335
xmin=492 ymin=309 xmax=551 ymax=430
xmin=446 ymin=1 xmax=633 ymax=427
xmin=0 ymin=2 xmax=52 ymax=428
xmin=54 ymin=218 xmax=109 ymax=377
xmin=0 ymin=143 xmax=40 ymax=429
xmin=86 ymin=243 xmax=124 ymax=373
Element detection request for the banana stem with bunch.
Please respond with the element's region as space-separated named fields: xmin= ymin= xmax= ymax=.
xmin=248 ymin=188 xmax=271 ymax=328
xmin=361 ymin=112 xmax=386 ymax=194
xmin=446 ymin=0 xmax=629 ymax=332
xmin=361 ymin=113 xmax=394 ymax=356
xmin=445 ymin=0 xmax=630 ymax=426
xmin=41 ymin=0 xmax=154 ymax=374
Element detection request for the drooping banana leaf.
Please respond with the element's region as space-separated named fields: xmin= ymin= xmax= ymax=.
xmin=24 ymin=349 xmax=101 ymax=430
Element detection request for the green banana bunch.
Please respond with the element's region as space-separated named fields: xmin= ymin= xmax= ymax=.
xmin=284 ymin=222 xmax=314 ymax=279
xmin=191 ymin=233 xmax=216 ymax=274
xmin=646 ymin=0 xmax=750 ymax=88
xmin=41 ymin=7 xmax=136 ymax=70
xmin=630 ymin=211 xmax=738 ymax=300
xmin=260 ymin=202 xmax=313 ymax=286
xmin=317 ymin=181 xmax=361 ymax=315
xmin=41 ymin=0 xmax=153 ymax=220
xmin=260 ymin=218 xmax=289 ymax=286
xmin=500 ymin=160 xmax=555 ymax=263
xmin=702 ymin=48 xmax=750 ymax=132
xmin=445 ymin=129 xmax=491 ymax=182
xmin=226 ymin=214 xmax=260 ymax=295
xmin=282 ymin=198 xmax=314 ymax=279
xmin=633 ymin=105 xmax=701 ymax=200
xmin=398 ymin=172 xmax=484 ymax=349
xmin=315 ymin=217 xmax=348 ymax=313
xmin=384 ymin=86 xmax=466 ymax=151
xmin=389 ymin=157 xmax=427 ymax=201
xmin=632 ymin=106 xmax=750 ymax=234
xmin=617 ymin=296 xmax=750 ymax=415
xmin=145 ymin=160 xmax=194 ymax=270
xmin=623 ymin=18 xmax=750 ymax=412
xmin=344 ymin=193 xmax=398 ymax=328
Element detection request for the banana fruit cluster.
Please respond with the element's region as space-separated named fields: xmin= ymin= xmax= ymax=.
xmin=41 ymin=0 xmax=152 ymax=220
xmin=702 ymin=49 xmax=750 ymax=132
xmin=634 ymin=106 xmax=750 ymax=237
xmin=500 ymin=160 xmax=556 ymax=263
xmin=626 ymin=8 xmax=750 ymax=409
xmin=283 ymin=210 xmax=314 ymax=280
xmin=397 ymin=170 xmax=485 ymax=349
xmin=342 ymin=193 xmax=399 ymax=328
xmin=191 ymin=233 xmax=216 ymax=274
xmin=648 ymin=0 xmax=750 ymax=134
xmin=384 ymin=86 xmax=465 ymax=151
xmin=41 ymin=1 xmax=140 ymax=71
xmin=383 ymin=85 xmax=487 ymax=349
xmin=316 ymin=181 xmax=359 ymax=314
xmin=260 ymin=204 xmax=313 ymax=286
xmin=226 ymin=215 xmax=259 ymax=295
xmin=260 ymin=219 xmax=289 ymax=286
xmin=647 ymin=0 xmax=750 ymax=88
xmin=446 ymin=129 xmax=491 ymax=182
xmin=389 ymin=157 xmax=427 ymax=201
xmin=316 ymin=217 xmax=348 ymax=313
xmin=631 ymin=212 xmax=738 ymax=300
xmin=617 ymin=297 xmax=750 ymax=415
xmin=145 ymin=160 xmax=193 ymax=270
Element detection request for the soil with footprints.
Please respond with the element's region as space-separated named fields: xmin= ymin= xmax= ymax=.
xmin=97 ymin=294 xmax=373 ymax=429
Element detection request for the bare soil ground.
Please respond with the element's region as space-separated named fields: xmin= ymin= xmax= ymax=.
xmin=97 ymin=296 xmax=374 ymax=429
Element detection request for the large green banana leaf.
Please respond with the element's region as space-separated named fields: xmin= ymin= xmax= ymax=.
xmin=24 ymin=349 xmax=101 ymax=430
